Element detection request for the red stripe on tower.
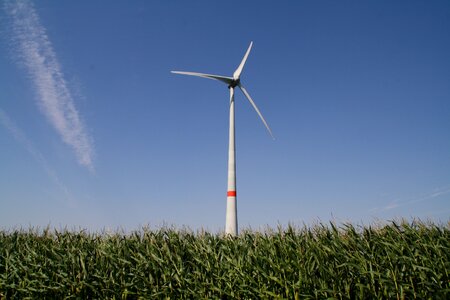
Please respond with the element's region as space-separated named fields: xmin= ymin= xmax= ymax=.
xmin=227 ymin=191 xmax=236 ymax=197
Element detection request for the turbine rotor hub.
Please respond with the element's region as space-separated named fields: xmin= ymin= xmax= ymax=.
xmin=229 ymin=79 xmax=240 ymax=88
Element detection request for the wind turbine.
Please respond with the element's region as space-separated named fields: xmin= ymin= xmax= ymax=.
xmin=171 ymin=42 xmax=273 ymax=236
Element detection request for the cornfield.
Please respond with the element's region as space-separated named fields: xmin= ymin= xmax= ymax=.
xmin=0 ymin=221 xmax=448 ymax=299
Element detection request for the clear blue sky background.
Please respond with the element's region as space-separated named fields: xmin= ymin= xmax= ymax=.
xmin=1 ymin=0 xmax=449 ymax=232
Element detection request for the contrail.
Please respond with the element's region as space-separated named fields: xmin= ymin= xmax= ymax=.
xmin=0 ymin=108 xmax=75 ymax=207
xmin=4 ymin=0 xmax=94 ymax=171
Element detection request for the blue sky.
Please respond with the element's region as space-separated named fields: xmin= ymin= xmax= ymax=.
xmin=1 ymin=0 xmax=449 ymax=232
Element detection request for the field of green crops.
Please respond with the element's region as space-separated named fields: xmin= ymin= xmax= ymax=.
xmin=0 ymin=221 xmax=449 ymax=299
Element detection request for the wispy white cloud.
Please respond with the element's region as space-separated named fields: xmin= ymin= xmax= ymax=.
xmin=4 ymin=0 xmax=94 ymax=171
xmin=371 ymin=186 xmax=450 ymax=213
xmin=0 ymin=108 xmax=75 ymax=207
xmin=383 ymin=201 xmax=399 ymax=211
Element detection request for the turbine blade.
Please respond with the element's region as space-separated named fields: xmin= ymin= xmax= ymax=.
xmin=233 ymin=41 xmax=253 ymax=80
xmin=238 ymin=84 xmax=274 ymax=139
xmin=171 ymin=71 xmax=233 ymax=85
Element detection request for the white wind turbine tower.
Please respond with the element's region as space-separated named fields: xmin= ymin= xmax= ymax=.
xmin=171 ymin=42 xmax=273 ymax=236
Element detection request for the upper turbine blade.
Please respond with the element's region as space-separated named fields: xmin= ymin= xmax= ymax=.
xmin=238 ymin=84 xmax=274 ymax=139
xmin=233 ymin=42 xmax=253 ymax=80
xmin=171 ymin=71 xmax=233 ymax=85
